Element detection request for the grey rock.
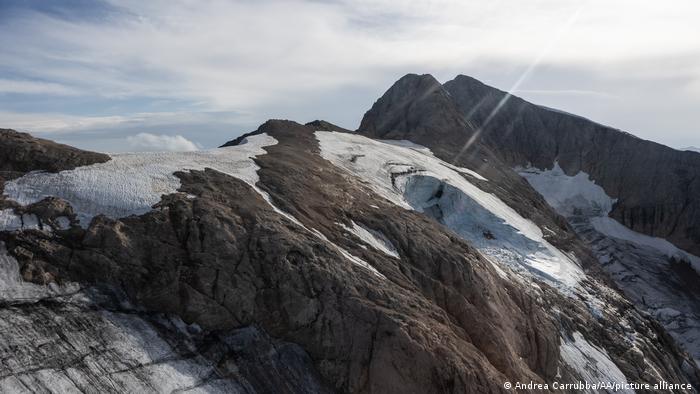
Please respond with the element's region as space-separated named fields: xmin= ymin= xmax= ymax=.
xmin=443 ymin=75 xmax=700 ymax=256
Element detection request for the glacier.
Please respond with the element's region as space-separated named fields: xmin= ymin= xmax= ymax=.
xmin=519 ymin=162 xmax=700 ymax=365
xmin=316 ymin=130 xmax=585 ymax=291
xmin=3 ymin=134 xmax=278 ymax=227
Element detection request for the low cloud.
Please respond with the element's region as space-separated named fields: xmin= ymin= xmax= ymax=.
xmin=0 ymin=79 xmax=80 ymax=96
xmin=126 ymin=133 xmax=199 ymax=152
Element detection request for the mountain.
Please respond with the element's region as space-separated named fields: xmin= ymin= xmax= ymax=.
xmin=358 ymin=73 xmax=700 ymax=376
xmin=1 ymin=75 xmax=699 ymax=393
xmin=683 ymin=146 xmax=700 ymax=153
xmin=443 ymin=75 xmax=700 ymax=257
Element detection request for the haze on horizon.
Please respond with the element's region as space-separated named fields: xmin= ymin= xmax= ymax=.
xmin=0 ymin=0 xmax=699 ymax=152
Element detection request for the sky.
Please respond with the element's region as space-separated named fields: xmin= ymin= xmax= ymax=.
xmin=0 ymin=0 xmax=699 ymax=152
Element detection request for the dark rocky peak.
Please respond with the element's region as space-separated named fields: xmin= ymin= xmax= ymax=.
xmin=443 ymin=74 xmax=525 ymax=128
xmin=443 ymin=74 xmax=700 ymax=255
xmin=0 ymin=129 xmax=111 ymax=214
xmin=0 ymin=128 xmax=110 ymax=178
xmin=220 ymin=119 xmax=315 ymax=147
xmin=357 ymin=74 xmax=476 ymax=149
xmin=305 ymin=119 xmax=353 ymax=133
xmin=356 ymin=75 xmax=580 ymax=247
xmin=442 ymin=75 xmax=625 ymax=167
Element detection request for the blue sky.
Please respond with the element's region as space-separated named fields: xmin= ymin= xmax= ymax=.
xmin=1 ymin=0 xmax=699 ymax=152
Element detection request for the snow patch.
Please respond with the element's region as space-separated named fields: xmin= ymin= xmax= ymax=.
xmin=55 ymin=216 xmax=71 ymax=230
xmin=591 ymin=216 xmax=700 ymax=269
xmin=518 ymin=162 xmax=614 ymax=217
xmin=402 ymin=175 xmax=583 ymax=289
xmin=0 ymin=209 xmax=42 ymax=231
xmin=338 ymin=221 xmax=399 ymax=258
xmin=311 ymin=228 xmax=386 ymax=279
xmin=380 ymin=139 xmax=488 ymax=181
xmin=560 ymin=332 xmax=632 ymax=393
xmin=0 ymin=242 xmax=79 ymax=302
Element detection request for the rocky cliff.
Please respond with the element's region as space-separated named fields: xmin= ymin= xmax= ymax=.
xmin=442 ymin=75 xmax=700 ymax=257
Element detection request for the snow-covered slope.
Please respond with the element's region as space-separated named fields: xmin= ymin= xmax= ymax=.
xmin=519 ymin=163 xmax=700 ymax=268
xmin=317 ymin=129 xmax=700 ymax=386
xmin=317 ymin=131 xmax=584 ymax=290
xmin=4 ymin=134 xmax=277 ymax=226
xmin=2 ymin=132 xmax=386 ymax=281
xmin=520 ymin=163 xmax=700 ymax=365
xmin=559 ymin=332 xmax=633 ymax=394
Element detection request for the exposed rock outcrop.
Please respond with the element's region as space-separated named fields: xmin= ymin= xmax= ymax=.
xmin=0 ymin=128 xmax=110 ymax=179
xmin=442 ymin=75 xmax=700 ymax=256
xmin=0 ymin=283 xmax=330 ymax=393
xmin=356 ymin=73 xmax=700 ymax=388
xmin=0 ymin=128 xmax=110 ymax=216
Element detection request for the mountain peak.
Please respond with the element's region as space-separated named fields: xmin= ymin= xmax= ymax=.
xmin=220 ymin=119 xmax=313 ymax=147
xmin=305 ymin=120 xmax=353 ymax=133
xmin=357 ymin=73 xmax=473 ymax=146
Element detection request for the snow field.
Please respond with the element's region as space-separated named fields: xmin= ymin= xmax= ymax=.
xmin=316 ymin=131 xmax=584 ymax=290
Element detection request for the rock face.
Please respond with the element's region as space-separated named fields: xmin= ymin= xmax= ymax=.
xmin=0 ymin=283 xmax=330 ymax=393
xmin=442 ymin=75 xmax=700 ymax=256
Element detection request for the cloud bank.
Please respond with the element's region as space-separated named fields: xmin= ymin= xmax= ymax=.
xmin=0 ymin=0 xmax=698 ymax=150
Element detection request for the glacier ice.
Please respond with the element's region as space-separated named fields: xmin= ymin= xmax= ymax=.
xmin=0 ymin=242 xmax=80 ymax=303
xmin=316 ymin=131 xmax=584 ymax=290
xmin=519 ymin=162 xmax=700 ymax=268
xmin=519 ymin=162 xmax=700 ymax=365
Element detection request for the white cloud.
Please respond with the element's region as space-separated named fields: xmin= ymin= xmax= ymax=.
xmin=3 ymin=0 xmax=698 ymax=109
xmin=0 ymin=0 xmax=699 ymax=148
xmin=0 ymin=111 xmax=128 ymax=133
xmin=0 ymin=79 xmax=80 ymax=95
xmin=0 ymin=110 xmax=249 ymax=134
xmin=126 ymin=133 xmax=199 ymax=152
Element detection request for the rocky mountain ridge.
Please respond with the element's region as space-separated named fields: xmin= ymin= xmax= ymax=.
xmin=443 ymin=75 xmax=700 ymax=257
xmin=358 ymin=73 xmax=700 ymax=374
xmin=0 ymin=73 xmax=699 ymax=393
